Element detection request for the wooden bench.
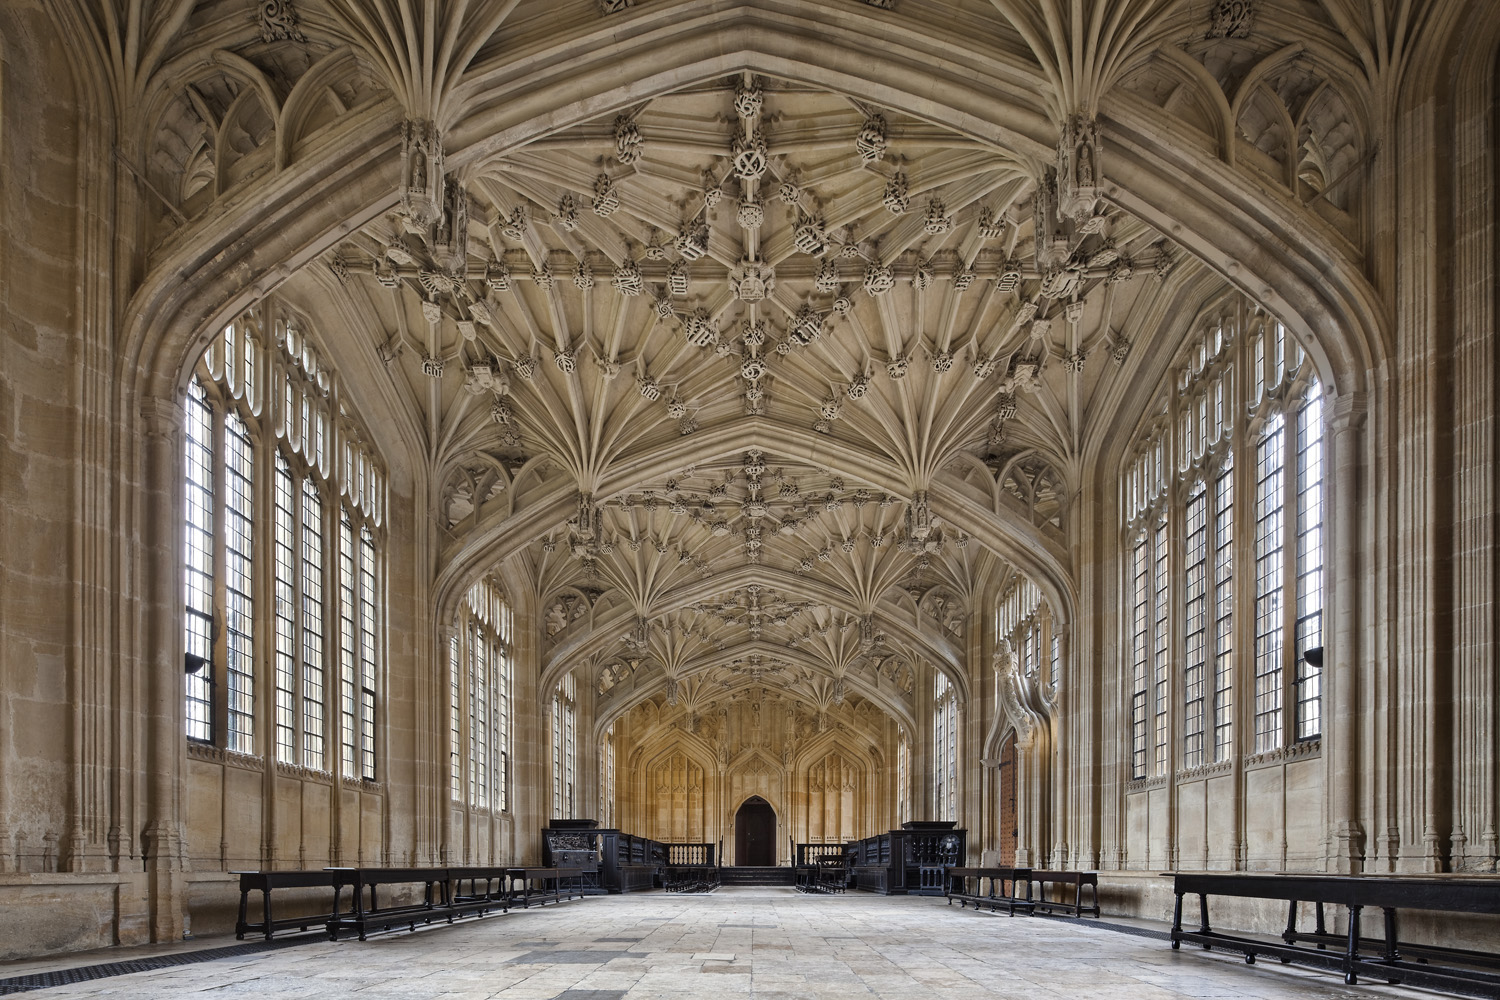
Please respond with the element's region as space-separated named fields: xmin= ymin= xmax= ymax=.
xmin=664 ymin=865 xmax=720 ymax=892
xmin=506 ymin=866 xmax=585 ymax=907
xmin=945 ymin=866 xmax=1034 ymax=915
xmin=233 ymin=870 xmax=349 ymax=941
xmin=325 ymin=867 xmax=454 ymax=941
xmin=447 ymin=865 xmax=512 ymax=918
xmin=1028 ymin=870 xmax=1100 ymax=917
xmin=794 ymin=859 xmax=848 ymax=894
xmin=1170 ymin=872 xmax=1500 ymax=996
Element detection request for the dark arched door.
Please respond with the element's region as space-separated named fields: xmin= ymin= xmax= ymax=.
xmin=734 ymin=796 xmax=776 ymax=866
xmin=998 ymin=732 xmax=1018 ymax=864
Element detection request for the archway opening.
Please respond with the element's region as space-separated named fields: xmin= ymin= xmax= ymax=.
xmin=734 ymin=796 xmax=777 ymax=866
xmin=998 ymin=732 xmax=1018 ymax=866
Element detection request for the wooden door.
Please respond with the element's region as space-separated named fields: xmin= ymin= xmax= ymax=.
xmin=998 ymin=732 xmax=1018 ymax=864
xmin=734 ymin=796 xmax=776 ymax=866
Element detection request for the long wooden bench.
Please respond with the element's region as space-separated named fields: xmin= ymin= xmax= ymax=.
xmin=664 ymin=865 xmax=720 ymax=892
xmin=233 ymin=870 xmax=350 ymax=941
xmin=1028 ymin=870 xmax=1100 ymax=917
xmin=1170 ymin=872 xmax=1500 ymax=997
xmin=447 ymin=865 xmax=513 ymax=919
xmin=794 ymin=859 xmax=849 ymax=894
xmin=945 ymin=866 xmax=1034 ymax=915
xmin=326 ymin=867 xmax=455 ymax=941
xmin=506 ymin=866 xmax=585 ymax=908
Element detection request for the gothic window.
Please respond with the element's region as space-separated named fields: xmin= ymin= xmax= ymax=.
xmin=933 ymin=672 xmax=958 ymax=821
xmin=1124 ymin=516 xmax=1169 ymax=779
xmin=897 ymin=731 xmax=910 ymax=825
xmin=342 ymin=516 xmax=379 ymax=780
xmin=553 ymin=671 xmax=578 ymax=818
xmin=182 ymin=314 xmax=384 ymax=779
xmin=451 ymin=578 xmax=512 ymax=811
xmin=997 ymin=578 xmax=1056 ymax=694
xmin=1183 ymin=481 xmax=1209 ymax=768
xmin=1152 ymin=516 xmax=1170 ymax=774
xmin=1121 ymin=302 xmax=1326 ymax=780
xmin=1293 ymin=393 xmax=1325 ymax=740
xmin=299 ymin=476 xmax=326 ymax=769
xmin=273 ymin=453 xmax=298 ymax=762
xmin=599 ymin=725 xmax=616 ymax=827
xmin=223 ymin=408 xmax=256 ymax=753
xmin=1211 ymin=455 xmax=1235 ymax=761
xmin=1252 ymin=412 xmax=1286 ymax=752
xmin=183 ymin=378 xmax=216 ymax=745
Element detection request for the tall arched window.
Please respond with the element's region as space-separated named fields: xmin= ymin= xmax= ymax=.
xmin=599 ymin=724 xmax=616 ymax=828
xmin=1122 ymin=301 xmax=1325 ymax=781
xmin=183 ymin=313 xmax=384 ymax=780
xmin=552 ymin=672 xmax=578 ymax=818
xmin=450 ymin=578 xmax=513 ymax=812
xmin=932 ymin=672 xmax=958 ymax=821
xmin=896 ymin=730 xmax=910 ymax=826
xmin=997 ymin=579 xmax=1054 ymax=686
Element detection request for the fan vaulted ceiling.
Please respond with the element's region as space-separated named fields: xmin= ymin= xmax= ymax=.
xmin=300 ymin=70 xmax=1193 ymax=725
xmin=121 ymin=0 xmax=1379 ymax=730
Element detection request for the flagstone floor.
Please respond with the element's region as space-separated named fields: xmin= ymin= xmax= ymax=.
xmin=4 ymin=887 xmax=1442 ymax=999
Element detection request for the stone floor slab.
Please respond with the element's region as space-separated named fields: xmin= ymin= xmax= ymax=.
xmin=0 ymin=888 xmax=1456 ymax=999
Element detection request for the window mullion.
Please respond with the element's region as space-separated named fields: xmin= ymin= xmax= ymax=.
xmin=1231 ymin=318 xmax=1253 ymax=775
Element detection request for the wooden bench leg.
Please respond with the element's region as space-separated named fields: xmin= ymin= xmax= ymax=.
xmin=1344 ymin=904 xmax=1362 ymax=985
xmin=234 ymin=888 xmax=250 ymax=941
xmin=1171 ymin=892 xmax=1184 ymax=949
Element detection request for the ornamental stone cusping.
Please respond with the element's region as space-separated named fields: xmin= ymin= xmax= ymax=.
xmin=923 ymin=197 xmax=952 ymax=235
xmin=883 ymin=173 xmax=910 ymax=213
xmin=856 ymin=115 xmax=888 ymax=164
xmin=612 ymin=259 xmax=643 ymax=296
xmin=731 ymin=259 xmax=775 ymax=302
xmin=732 ymin=131 xmax=769 ymax=180
xmin=863 ymin=263 xmax=895 ymax=296
xmin=259 ymin=0 xmax=307 ymax=42
xmin=684 ymin=308 xmax=719 ymax=347
xmin=734 ymin=80 xmax=764 ymax=119
xmin=592 ymin=174 xmax=620 ymax=216
xmin=614 ymin=115 xmax=643 ymax=163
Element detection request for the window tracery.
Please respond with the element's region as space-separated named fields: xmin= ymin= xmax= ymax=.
xmin=553 ymin=671 xmax=578 ymax=818
xmin=451 ymin=578 xmax=512 ymax=811
xmin=182 ymin=312 xmax=383 ymax=782
xmin=932 ymin=672 xmax=958 ymax=821
xmin=1123 ymin=301 xmax=1325 ymax=781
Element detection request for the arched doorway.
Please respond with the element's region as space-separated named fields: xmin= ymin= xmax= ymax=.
xmin=998 ymin=732 xmax=1018 ymax=865
xmin=734 ymin=796 xmax=776 ymax=866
